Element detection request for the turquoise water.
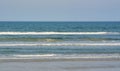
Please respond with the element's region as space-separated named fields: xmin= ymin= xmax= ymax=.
xmin=0 ymin=22 xmax=120 ymax=59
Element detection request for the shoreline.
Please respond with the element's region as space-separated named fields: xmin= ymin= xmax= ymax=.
xmin=0 ymin=58 xmax=120 ymax=62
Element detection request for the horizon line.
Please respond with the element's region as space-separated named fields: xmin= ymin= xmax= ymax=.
xmin=0 ymin=21 xmax=120 ymax=22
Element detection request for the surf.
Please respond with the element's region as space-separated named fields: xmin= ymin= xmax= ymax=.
xmin=0 ymin=32 xmax=119 ymax=35
xmin=0 ymin=42 xmax=120 ymax=46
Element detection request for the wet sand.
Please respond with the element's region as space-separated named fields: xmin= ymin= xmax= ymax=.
xmin=0 ymin=58 xmax=120 ymax=71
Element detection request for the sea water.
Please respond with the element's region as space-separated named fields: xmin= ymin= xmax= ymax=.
xmin=0 ymin=22 xmax=120 ymax=59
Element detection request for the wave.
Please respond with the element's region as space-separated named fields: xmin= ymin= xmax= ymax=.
xmin=0 ymin=43 xmax=120 ymax=46
xmin=0 ymin=54 xmax=120 ymax=59
xmin=0 ymin=32 xmax=119 ymax=35
xmin=13 ymin=54 xmax=56 ymax=57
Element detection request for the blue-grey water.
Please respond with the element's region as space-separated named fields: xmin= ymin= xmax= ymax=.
xmin=0 ymin=22 xmax=120 ymax=59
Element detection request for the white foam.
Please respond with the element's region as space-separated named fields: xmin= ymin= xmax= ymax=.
xmin=0 ymin=32 xmax=119 ymax=35
xmin=13 ymin=54 xmax=55 ymax=57
xmin=0 ymin=54 xmax=120 ymax=59
xmin=0 ymin=43 xmax=120 ymax=46
xmin=14 ymin=54 xmax=120 ymax=58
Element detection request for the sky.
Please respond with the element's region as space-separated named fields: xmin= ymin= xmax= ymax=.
xmin=0 ymin=0 xmax=120 ymax=21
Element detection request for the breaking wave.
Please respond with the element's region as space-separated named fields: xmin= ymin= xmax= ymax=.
xmin=0 ymin=42 xmax=120 ymax=46
xmin=0 ymin=54 xmax=120 ymax=59
xmin=0 ymin=32 xmax=119 ymax=35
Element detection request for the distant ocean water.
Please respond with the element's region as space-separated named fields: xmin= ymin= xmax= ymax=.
xmin=0 ymin=22 xmax=120 ymax=59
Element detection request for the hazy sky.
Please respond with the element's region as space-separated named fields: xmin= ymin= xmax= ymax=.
xmin=0 ymin=0 xmax=120 ymax=21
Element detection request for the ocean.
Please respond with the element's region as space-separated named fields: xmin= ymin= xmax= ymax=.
xmin=0 ymin=22 xmax=120 ymax=59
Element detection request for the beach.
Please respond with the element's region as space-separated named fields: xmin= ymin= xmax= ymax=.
xmin=1 ymin=0 xmax=120 ymax=70
xmin=0 ymin=58 xmax=120 ymax=71
xmin=0 ymin=22 xmax=120 ymax=71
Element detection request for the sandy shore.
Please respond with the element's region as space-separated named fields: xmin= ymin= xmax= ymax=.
xmin=0 ymin=58 xmax=120 ymax=71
